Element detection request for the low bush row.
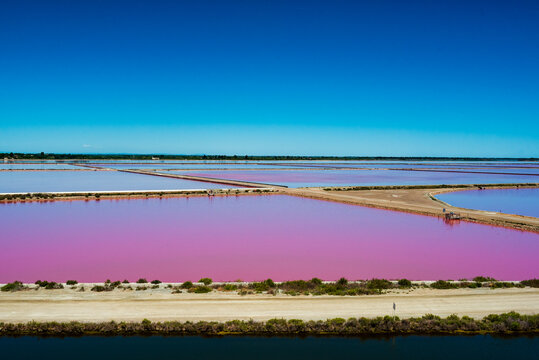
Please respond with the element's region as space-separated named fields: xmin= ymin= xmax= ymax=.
xmin=2 ymin=278 xmax=537 ymax=294
xmin=0 ymin=312 xmax=537 ymax=336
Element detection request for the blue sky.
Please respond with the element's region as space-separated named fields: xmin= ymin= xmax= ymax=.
xmin=1 ymin=0 xmax=538 ymax=156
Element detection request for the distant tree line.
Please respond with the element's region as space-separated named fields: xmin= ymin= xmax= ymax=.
xmin=1 ymin=152 xmax=537 ymax=161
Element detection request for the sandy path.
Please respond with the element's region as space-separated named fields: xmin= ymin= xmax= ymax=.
xmin=1 ymin=288 xmax=537 ymax=323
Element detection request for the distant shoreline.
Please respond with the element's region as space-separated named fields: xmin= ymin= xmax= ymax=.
xmin=2 ymin=153 xmax=538 ymax=161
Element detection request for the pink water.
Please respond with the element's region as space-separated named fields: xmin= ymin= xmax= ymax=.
xmin=1 ymin=195 xmax=537 ymax=282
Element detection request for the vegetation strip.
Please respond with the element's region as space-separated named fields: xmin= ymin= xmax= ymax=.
xmin=2 ymin=278 xmax=537 ymax=295
xmin=1 ymin=313 xmax=537 ymax=336
xmin=0 ymin=189 xmax=276 ymax=203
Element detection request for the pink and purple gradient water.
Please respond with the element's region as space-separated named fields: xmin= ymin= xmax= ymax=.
xmin=437 ymin=188 xmax=539 ymax=218
xmin=173 ymin=170 xmax=539 ymax=188
xmin=1 ymin=195 xmax=537 ymax=282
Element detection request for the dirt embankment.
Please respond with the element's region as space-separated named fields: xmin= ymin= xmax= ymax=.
xmin=1 ymin=287 xmax=537 ymax=323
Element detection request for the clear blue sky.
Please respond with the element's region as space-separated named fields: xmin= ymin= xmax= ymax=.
xmin=1 ymin=0 xmax=538 ymax=156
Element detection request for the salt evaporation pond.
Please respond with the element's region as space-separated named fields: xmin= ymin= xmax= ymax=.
xmin=0 ymin=163 xmax=81 ymax=170
xmin=0 ymin=171 xmax=235 ymax=193
xmin=278 ymin=162 xmax=539 ymax=171
xmin=437 ymin=188 xmax=539 ymax=218
xmin=1 ymin=195 xmax=537 ymax=282
xmin=1 ymin=336 xmax=536 ymax=360
xmin=173 ymin=170 xmax=539 ymax=187
xmin=95 ymin=163 xmax=307 ymax=170
xmin=269 ymin=163 xmax=539 ymax=175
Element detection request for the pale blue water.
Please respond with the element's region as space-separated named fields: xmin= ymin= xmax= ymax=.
xmin=173 ymin=169 xmax=539 ymax=188
xmin=437 ymin=188 xmax=539 ymax=218
xmin=0 ymin=171 xmax=236 ymax=193
xmin=0 ymin=163 xmax=81 ymax=169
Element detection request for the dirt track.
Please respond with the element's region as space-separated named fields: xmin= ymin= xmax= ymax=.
xmin=0 ymin=287 xmax=537 ymax=323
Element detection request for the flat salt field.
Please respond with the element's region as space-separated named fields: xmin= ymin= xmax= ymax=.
xmin=1 ymin=195 xmax=537 ymax=282
xmin=437 ymin=188 xmax=539 ymax=218
xmin=171 ymin=169 xmax=539 ymax=188
xmin=0 ymin=171 xmax=236 ymax=193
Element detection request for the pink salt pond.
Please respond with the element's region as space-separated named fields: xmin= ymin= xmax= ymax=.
xmin=1 ymin=195 xmax=537 ymax=283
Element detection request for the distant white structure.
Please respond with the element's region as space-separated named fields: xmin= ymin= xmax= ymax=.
xmin=151 ymin=156 xmax=160 ymax=160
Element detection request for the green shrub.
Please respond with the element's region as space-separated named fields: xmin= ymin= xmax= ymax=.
xmin=180 ymin=281 xmax=193 ymax=289
xmin=191 ymin=286 xmax=212 ymax=293
xmin=66 ymin=280 xmax=78 ymax=285
xmin=473 ymin=276 xmax=496 ymax=282
xmin=91 ymin=285 xmax=107 ymax=292
xmin=223 ymin=284 xmax=238 ymax=291
xmin=329 ymin=318 xmax=346 ymax=325
xmin=520 ymin=279 xmax=539 ymax=288
xmin=199 ymin=278 xmax=213 ymax=285
xmin=337 ymin=277 xmax=348 ymax=286
xmin=310 ymin=277 xmax=323 ymax=286
xmin=151 ymin=280 xmax=162 ymax=285
xmin=45 ymin=282 xmax=63 ymax=290
xmin=35 ymin=280 xmax=49 ymax=287
xmin=1 ymin=281 xmax=24 ymax=292
xmin=122 ymin=280 xmax=130 ymax=284
xmin=279 ymin=280 xmax=311 ymax=292
xmin=430 ymin=280 xmax=458 ymax=289
xmin=264 ymin=279 xmax=276 ymax=288
xmin=367 ymin=279 xmax=392 ymax=289
xmin=489 ymin=282 xmax=515 ymax=289
xmin=251 ymin=282 xmax=269 ymax=292
xmin=136 ymin=278 xmax=148 ymax=284
xmin=398 ymin=279 xmax=412 ymax=287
